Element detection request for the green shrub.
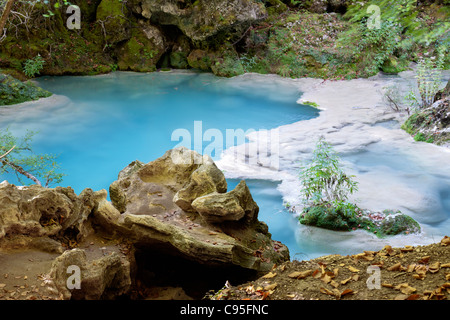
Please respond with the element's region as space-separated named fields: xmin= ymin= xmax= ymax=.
xmin=299 ymin=137 xmax=358 ymax=206
xmin=23 ymin=55 xmax=46 ymax=78
xmin=0 ymin=73 xmax=52 ymax=106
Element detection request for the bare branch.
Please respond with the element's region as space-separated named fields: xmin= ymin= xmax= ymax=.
xmin=0 ymin=145 xmax=15 ymax=160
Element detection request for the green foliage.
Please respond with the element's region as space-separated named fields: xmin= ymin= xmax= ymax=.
xmin=0 ymin=128 xmax=64 ymax=187
xmin=0 ymin=73 xmax=52 ymax=106
xmin=23 ymin=54 xmax=46 ymax=78
xmin=413 ymin=132 xmax=433 ymax=143
xmin=299 ymin=137 xmax=358 ymax=206
xmin=299 ymin=204 xmax=421 ymax=237
xmin=415 ymin=50 xmax=446 ymax=108
xmin=345 ymin=0 xmax=450 ymax=47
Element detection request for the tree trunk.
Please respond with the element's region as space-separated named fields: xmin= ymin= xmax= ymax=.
xmin=0 ymin=0 xmax=15 ymax=37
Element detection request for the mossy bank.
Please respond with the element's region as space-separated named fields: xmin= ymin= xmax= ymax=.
xmin=0 ymin=0 xmax=448 ymax=80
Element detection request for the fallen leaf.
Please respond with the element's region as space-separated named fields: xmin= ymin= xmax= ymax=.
xmin=352 ymin=274 xmax=360 ymax=281
xmin=320 ymin=287 xmax=334 ymax=296
xmin=429 ymin=262 xmax=440 ymax=273
xmin=341 ymin=277 xmax=352 ymax=285
xmin=395 ymin=283 xmax=416 ymax=295
xmin=0 ymin=284 xmax=5 ymax=289
xmin=394 ymin=294 xmax=409 ymax=300
xmin=321 ymin=274 xmax=332 ymax=284
xmin=330 ymin=280 xmax=339 ymax=288
xmin=264 ymin=283 xmax=277 ymax=291
xmin=381 ymin=283 xmax=394 ymax=288
xmin=406 ymin=294 xmax=421 ymax=300
xmin=406 ymin=264 xmax=416 ymax=273
xmin=341 ymin=289 xmax=354 ymax=297
xmin=418 ymin=256 xmax=430 ymax=264
xmin=333 ymin=268 xmax=339 ymax=277
xmin=441 ymin=283 xmax=450 ymax=288
xmin=262 ymin=272 xmax=277 ymax=279
xmin=441 ymin=236 xmax=450 ymax=246
xmin=413 ymin=273 xmax=426 ymax=280
xmin=348 ymin=266 xmax=360 ymax=273
xmin=441 ymin=263 xmax=450 ymax=268
xmin=288 ymin=270 xmax=313 ymax=279
xmin=401 ymin=246 xmax=414 ymax=252
xmin=312 ymin=269 xmax=321 ymax=278
xmin=415 ymin=265 xmax=427 ymax=275
xmin=387 ymin=262 xmax=402 ymax=271
xmin=245 ymin=285 xmax=255 ymax=294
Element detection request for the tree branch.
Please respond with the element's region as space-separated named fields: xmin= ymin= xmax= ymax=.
xmin=1 ymin=158 xmax=42 ymax=186
xmin=0 ymin=145 xmax=16 ymax=160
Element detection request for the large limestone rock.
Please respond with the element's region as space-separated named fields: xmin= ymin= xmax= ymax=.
xmin=130 ymin=0 xmax=267 ymax=42
xmin=48 ymin=248 xmax=131 ymax=300
xmin=102 ymin=147 xmax=289 ymax=272
xmin=192 ymin=180 xmax=258 ymax=224
xmin=0 ymin=181 xmax=96 ymax=241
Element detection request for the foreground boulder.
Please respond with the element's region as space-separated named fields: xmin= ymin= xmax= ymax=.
xmin=0 ymin=181 xmax=96 ymax=242
xmin=102 ymin=147 xmax=289 ymax=272
xmin=48 ymin=248 xmax=131 ymax=300
xmin=0 ymin=147 xmax=289 ymax=299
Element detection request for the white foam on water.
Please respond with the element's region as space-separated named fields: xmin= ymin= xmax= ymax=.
xmin=217 ymin=71 xmax=450 ymax=256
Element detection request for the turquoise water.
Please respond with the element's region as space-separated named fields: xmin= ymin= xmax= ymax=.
xmin=0 ymin=71 xmax=319 ymax=257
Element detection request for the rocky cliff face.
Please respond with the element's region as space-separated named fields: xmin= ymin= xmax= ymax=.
xmin=0 ymin=148 xmax=289 ymax=300
xmin=131 ymin=0 xmax=266 ymax=42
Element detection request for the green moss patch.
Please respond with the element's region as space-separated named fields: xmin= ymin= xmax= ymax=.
xmin=299 ymin=204 xmax=421 ymax=238
xmin=0 ymin=73 xmax=52 ymax=106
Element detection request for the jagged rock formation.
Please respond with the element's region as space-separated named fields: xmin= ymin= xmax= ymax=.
xmin=0 ymin=148 xmax=289 ymax=299
xmin=129 ymin=0 xmax=267 ymax=42
xmin=103 ymin=148 xmax=289 ymax=270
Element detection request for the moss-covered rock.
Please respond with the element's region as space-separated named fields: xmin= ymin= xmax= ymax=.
xmin=96 ymin=0 xmax=131 ymax=44
xmin=130 ymin=0 xmax=267 ymax=42
xmin=299 ymin=204 xmax=421 ymax=237
xmin=117 ymin=24 xmax=167 ymax=72
xmin=0 ymin=73 xmax=52 ymax=106
xmin=211 ymin=46 xmax=245 ymax=77
xmin=401 ymin=96 xmax=450 ymax=146
xmin=187 ymin=45 xmax=244 ymax=77
xmin=381 ymin=56 xmax=410 ymax=74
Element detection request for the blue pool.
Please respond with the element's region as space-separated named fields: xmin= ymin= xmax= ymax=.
xmin=0 ymin=71 xmax=318 ymax=258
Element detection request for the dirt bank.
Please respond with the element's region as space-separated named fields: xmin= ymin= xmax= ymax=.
xmin=213 ymin=236 xmax=450 ymax=300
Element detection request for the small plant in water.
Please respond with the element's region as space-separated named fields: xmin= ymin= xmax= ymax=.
xmin=299 ymin=136 xmax=358 ymax=206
